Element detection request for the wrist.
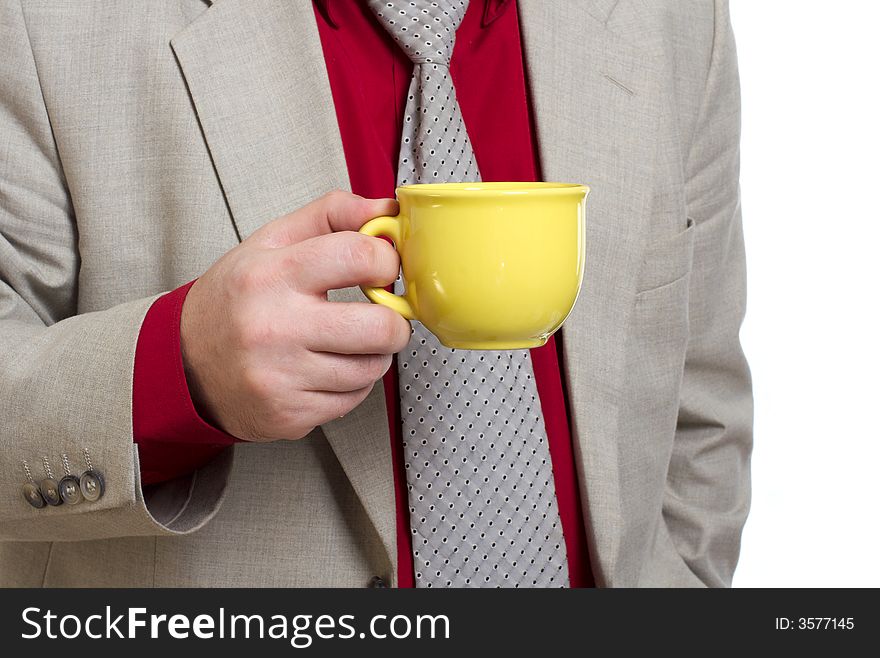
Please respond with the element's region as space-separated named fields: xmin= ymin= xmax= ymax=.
xmin=179 ymin=278 xmax=218 ymax=428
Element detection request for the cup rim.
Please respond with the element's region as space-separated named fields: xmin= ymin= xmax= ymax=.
xmin=396 ymin=182 xmax=589 ymax=197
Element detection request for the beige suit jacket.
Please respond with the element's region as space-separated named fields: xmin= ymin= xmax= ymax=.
xmin=0 ymin=0 xmax=751 ymax=587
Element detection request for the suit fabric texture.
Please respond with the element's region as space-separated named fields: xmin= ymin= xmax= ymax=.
xmin=0 ymin=0 xmax=752 ymax=588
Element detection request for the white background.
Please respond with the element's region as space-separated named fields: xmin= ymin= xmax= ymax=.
xmin=730 ymin=1 xmax=880 ymax=586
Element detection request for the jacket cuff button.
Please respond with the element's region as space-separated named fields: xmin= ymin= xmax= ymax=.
xmin=59 ymin=475 xmax=83 ymax=505
xmin=22 ymin=482 xmax=46 ymax=509
xmin=39 ymin=478 xmax=63 ymax=506
xmin=80 ymin=470 xmax=105 ymax=502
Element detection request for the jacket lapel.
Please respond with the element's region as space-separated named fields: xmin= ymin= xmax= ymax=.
xmin=171 ymin=0 xmax=397 ymax=577
xmin=171 ymin=0 xmax=349 ymax=240
xmin=519 ymin=0 xmax=663 ymax=586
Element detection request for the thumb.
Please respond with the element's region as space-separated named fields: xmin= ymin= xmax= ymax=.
xmin=250 ymin=190 xmax=398 ymax=247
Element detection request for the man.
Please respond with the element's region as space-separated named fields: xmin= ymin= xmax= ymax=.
xmin=0 ymin=0 xmax=751 ymax=587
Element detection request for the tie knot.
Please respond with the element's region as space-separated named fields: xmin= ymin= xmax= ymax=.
xmin=368 ymin=0 xmax=470 ymax=65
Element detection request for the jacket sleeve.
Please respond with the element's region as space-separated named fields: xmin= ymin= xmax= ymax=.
xmin=0 ymin=0 xmax=232 ymax=542
xmin=663 ymin=0 xmax=753 ymax=587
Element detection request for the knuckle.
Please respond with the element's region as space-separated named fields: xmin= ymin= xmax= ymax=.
xmin=371 ymin=306 xmax=410 ymax=351
xmin=368 ymin=306 xmax=397 ymax=342
xmin=235 ymin=316 xmax=275 ymax=350
xmin=341 ymin=233 xmax=379 ymax=275
xmin=326 ymin=355 xmax=388 ymax=389
xmin=325 ymin=188 xmax=352 ymax=205
xmin=373 ymin=239 xmax=400 ymax=281
xmin=390 ymin=317 xmax=412 ymax=352
xmin=319 ymin=305 xmax=351 ymax=345
xmin=239 ymin=365 xmax=276 ymax=401
xmin=228 ymin=256 xmax=263 ymax=291
xmin=323 ymin=357 xmax=356 ymax=389
xmin=281 ymin=247 xmax=312 ymax=288
xmin=274 ymin=248 xmax=301 ymax=274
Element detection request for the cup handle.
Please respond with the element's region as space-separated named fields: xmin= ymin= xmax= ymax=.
xmin=358 ymin=215 xmax=416 ymax=320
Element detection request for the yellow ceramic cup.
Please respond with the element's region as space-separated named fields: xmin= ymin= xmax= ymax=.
xmin=358 ymin=182 xmax=589 ymax=350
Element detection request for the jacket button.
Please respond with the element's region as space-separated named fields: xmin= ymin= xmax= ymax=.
xmin=59 ymin=475 xmax=83 ymax=505
xmin=80 ymin=470 xmax=105 ymax=502
xmin=369 ymin=576 xmax=387 ymax=588
xmin=39 ymin=478 xmax=62 ymax=506
xmin=22 ymin=483 xmax=46 ymax=509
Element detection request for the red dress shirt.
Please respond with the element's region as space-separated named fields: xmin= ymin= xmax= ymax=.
xmin=133 ymin=0 xmax=592 ymax=588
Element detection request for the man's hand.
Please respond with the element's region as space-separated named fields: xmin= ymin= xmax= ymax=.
xmin=180 ymin=190 xmax=410 ymax=442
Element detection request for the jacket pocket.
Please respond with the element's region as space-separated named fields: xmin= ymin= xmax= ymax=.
xmin=623 ymin=219 xmax=697 ymax=449
xmin=636 ymin=218 xmax=696 ymax=294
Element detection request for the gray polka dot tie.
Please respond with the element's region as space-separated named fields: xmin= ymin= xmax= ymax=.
xmin=369 ymin=0 xmax=569 ymax=588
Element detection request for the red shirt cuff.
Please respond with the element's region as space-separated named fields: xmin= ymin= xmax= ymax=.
xmin=133 ymin=280 xmax=239 ymax=485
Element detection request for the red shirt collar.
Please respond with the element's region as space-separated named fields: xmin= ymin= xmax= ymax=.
xmin=313 ymin=0 xmax=513 ymax=30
